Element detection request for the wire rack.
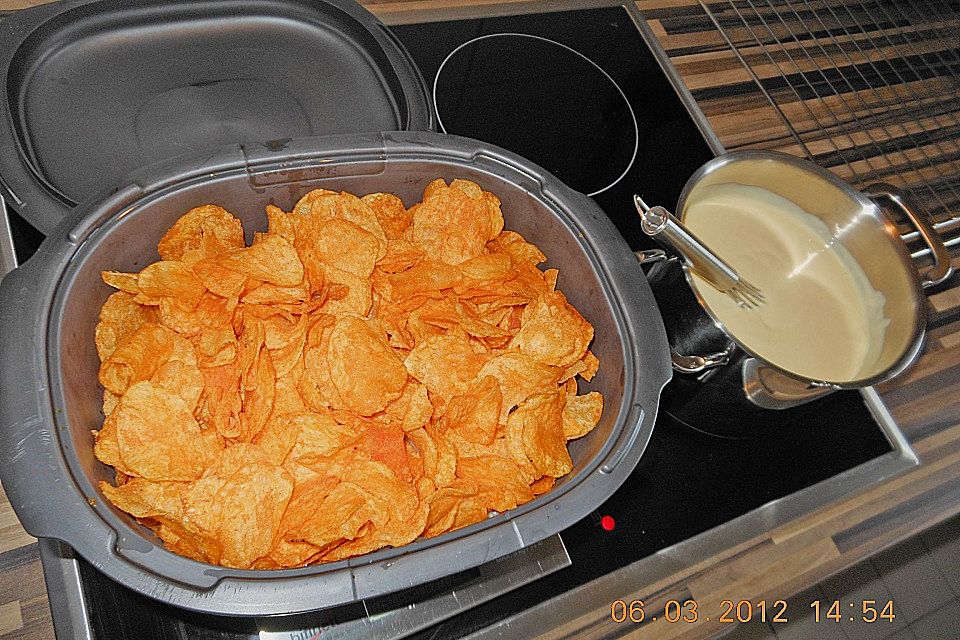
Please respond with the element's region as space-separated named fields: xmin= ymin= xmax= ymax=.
xmin=699 ymin=0 xmax=960 ymax=260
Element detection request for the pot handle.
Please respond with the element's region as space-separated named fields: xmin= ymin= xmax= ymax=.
xmin=742 ymin=358 xmax=838 ymax=410
xmin=865 ymin=182 xmax=953 ymax=288
xmin=635 ymin=249 xmax=735 ymax=374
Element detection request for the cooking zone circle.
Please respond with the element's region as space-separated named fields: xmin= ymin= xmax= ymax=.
xmin=433 ymin=33 xmax=639 ymax=197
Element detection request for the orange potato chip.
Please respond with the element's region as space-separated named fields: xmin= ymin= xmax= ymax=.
xmin=423 ymin=481 xmax=478 ymax=538
xmin=444 ymin=376 xmax=501 ymax=445
xmin=99 ymin=478 xmax=183 ymax=519
xmin=98 ymin=323 xmax=176 ymax=395
xmin=113 ymin=381 xmax=219 ymax=481
xmin=409 ymin=179 xmax=503 ymax=265
xmin=93 ymin=418 xmax=124 ymax=470
xmin=509 ymin=390 xmax=572 ymax=479
xmin=512 ymin=290 xmax=592 ymax=367
xmin=563 ymin=392 xmax=604 ymax=440
xmin=476 ymin=352 xmax=561 ymax=417
xmin=95 ymin=291 xmax=157 ymax=360
xmin=196 ymin=363 xmax=242 ymax=438
xmin=402 ymin=383 xmax=434 ymax=432
xmin=137 ymin=261 xmax=207 ymax=306
xmin=489 ymin=230 xmax=546 ymax=265
xmin=361 ymin=192 xmax=411 ymax=240
xmin=213 ymin=463 xmax=294 ymax=568
xmin=288 ymin=411 xmax=358 ymax=464
xmin=580 ymin=350 xmax=600 ymax=382
xmin=387 ymin=259 xmax=464 ymax=302
xmin=266 ymin=204 xmax=296 ymax=243
xmin=290 ymin=481 xmax=376 ymax=550
xmin=328 ymin=316 xmax=407 ymax=416
xmin=101 ymin=271 xmax=140 ymax=294
xmin=191 ymin=258 xmax=246 ymax=299
xmin=221 ymin=233 xmax=304 ymax=286
xmin=403 ymin=331 xmax=488 ymax=400
xmin=158 ymin=205 xmax=245 ymax=262
xmin=238 ymin=344 xmax=276 ymax=442
xmin=293 ymin=189 xmax=387 ymax=249
xmin=300 ymin=217 xmax=380 ymax=278
xmin=358 ymin=421 xmax=410 ymax=481
xmin=456 ymin=455 xmax=533 ymax=512
xmin=530 ymin=475 xmax=555 ymax=495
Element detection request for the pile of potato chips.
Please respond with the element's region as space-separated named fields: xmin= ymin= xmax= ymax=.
xmin=93 ymin=178 xmax=603 ymax=569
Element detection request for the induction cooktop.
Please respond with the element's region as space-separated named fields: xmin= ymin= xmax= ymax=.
xmin=5 ymin=3 xmax=904 ymax=639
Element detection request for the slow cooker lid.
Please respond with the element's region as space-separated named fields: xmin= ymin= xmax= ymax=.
xmin=0 ymin=0 xmax=433 ymax=234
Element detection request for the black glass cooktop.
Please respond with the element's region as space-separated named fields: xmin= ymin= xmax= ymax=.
xmin=13 ymin=5 xmax=892 ymax=639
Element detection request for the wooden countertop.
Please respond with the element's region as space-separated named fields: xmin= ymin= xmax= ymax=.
xmin=1 ymin=0 xmax=959 ymax=638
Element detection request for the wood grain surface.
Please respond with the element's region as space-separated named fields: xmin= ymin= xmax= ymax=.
xmin=0 ymin=0 xmax=958 ymax=638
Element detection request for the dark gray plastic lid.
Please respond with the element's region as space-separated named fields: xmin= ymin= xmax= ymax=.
xmin=0 ymin=131 xmax=670 ymax=616
xmin=0 ymin=0 xmax=434 ymax=233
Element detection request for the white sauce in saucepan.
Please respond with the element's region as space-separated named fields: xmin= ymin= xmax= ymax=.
xmin=683 ymin=183 xmax=888 ymax=383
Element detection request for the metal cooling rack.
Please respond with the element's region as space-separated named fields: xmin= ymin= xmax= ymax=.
xmin=699 ymin=0 xmax=960 ymax=261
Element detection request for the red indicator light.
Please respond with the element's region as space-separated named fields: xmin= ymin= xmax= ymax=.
xmin=600 ymin=515 xmax=615 ymax=531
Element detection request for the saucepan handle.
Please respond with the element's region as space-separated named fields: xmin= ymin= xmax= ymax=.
xmin=865 ymin=182 xmax=953 ymax=288
xmin=634 ymin=249 xmax=735 ymax=374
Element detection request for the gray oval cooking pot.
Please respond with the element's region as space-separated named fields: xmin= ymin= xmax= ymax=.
xmin=0 ymin=131 xmax=670 ymax=616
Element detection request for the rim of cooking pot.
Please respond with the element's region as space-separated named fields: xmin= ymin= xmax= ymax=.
xmin=672 ymin=149 xmax=928 ymax=390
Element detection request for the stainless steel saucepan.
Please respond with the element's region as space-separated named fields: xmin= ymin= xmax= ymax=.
xmin=636 ymin=150 xmax=951 ymax=430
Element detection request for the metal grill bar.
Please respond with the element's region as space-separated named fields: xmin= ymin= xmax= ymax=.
xmin=769 ymin=0 xmax=952 ymax=217
xmin=804 ymin=0 xmax=960 ymax=211
xmin=700 ymin=0 xmax=960 ymax=258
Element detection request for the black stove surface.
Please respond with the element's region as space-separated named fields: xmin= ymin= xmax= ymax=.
xmin=14 ymin=5 xmax=892 ymax=639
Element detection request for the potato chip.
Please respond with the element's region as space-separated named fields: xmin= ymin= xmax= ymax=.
xmin=238 ymin=344 xmax=276 ymax=442
xmin=358 ymin=421 xmax=410 ymax=481
xmin=375 ymin=238 xmax=424 ymax=274
xmin=362 ymin=192 xmax=411 ymax=240
xmin=409 ymin=179 xmax=503 ymax=265
xmin=102 ymin=271 xmax=140 ymax=294
xmin=404 ymin=331 xmax=488 ymax=400
xmin=137 ymin=261 xmax=207 ymax=306
xmin=580 ymin=351 xmax=600 ymax=382
xmin=530 ymin=475 xmax=555 ymax=495
xmin=95 ymin=179 xmax=603 ymax=569
xmin=563 ymin=392 xmax=604 ymax=440
xmin=221 ymin=233 xmax=304 ymax=286
xmin=301 ymin=217 xmax=380 ymax=278
xmin=293 ymin=190 xmax=387 ymax=249
xmin=158 ymin=205 xmax=245 ymax=262
xmin=476 ymin=352 xmax=561 ymax=416
xmin=402 ymin=383 xmax=434 ymax=432
xmin=266 ymin=204 xmax=297 ymax=243
xmin=288 ymin=411 xmax=358 ymax=464
xmin=387 ymin=259 xmax=464 ymax=302
xmin=489 ymin=230 xmax=546 ymax=265
xmin=95 ymin=292 xmax=157 ymax=360
xmin=213 ymin=463 xmax=294 ymax=568
xmin=99 ymin=478 xmax=183 ymax=519
xmin=444 ymin=376 xmax=501 ymax=445
xmin=456 ymin=455 xmax=533 ymax=512
xmin=423 ymin=481 xmax=478 ymax=538
xmin=191 ymin=258 xmax=246 ymax=298
xmin=328 ymin=316 xmax=407 ymax=415
xmin=93 ymin=418 xmax=124 ymax=470
xmin=196 ymin=363 xmax=242 ymax=438
xmin=511 ymin=290 xmax=593 ymax=368
xmin=113 ymin=381 xmax=219 ymax=481
xmin=99 ymin=323 xmax=176 ymax=395
xmin=509 ymin=390 xmax=572 ymax=478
